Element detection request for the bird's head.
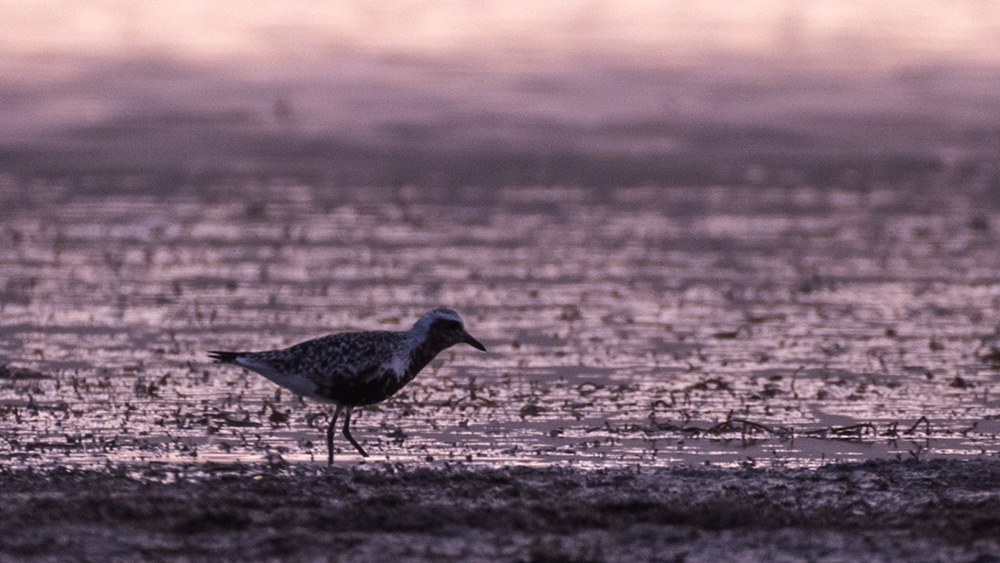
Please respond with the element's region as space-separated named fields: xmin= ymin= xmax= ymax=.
xmin=411 ymin=308 xmax=486 ymax=351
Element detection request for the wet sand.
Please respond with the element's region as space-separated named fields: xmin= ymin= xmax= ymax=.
xmin=2 ymin=180 xmax=999 ymax=561
xmin=1 ymin=459 xmax=998 ymax=562
xmin=2 ymin=180 xmax=1000 ymax=468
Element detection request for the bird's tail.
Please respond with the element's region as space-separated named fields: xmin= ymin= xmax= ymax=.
xmin=208 ymin=350 xmax=243 ymax=364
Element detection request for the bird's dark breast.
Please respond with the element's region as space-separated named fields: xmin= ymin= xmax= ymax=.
xmin=314 ymin=367 xmax=408 ymax=406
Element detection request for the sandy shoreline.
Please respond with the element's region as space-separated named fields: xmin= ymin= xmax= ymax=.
xmin=1 ymin=458 xmax=997 ymax=562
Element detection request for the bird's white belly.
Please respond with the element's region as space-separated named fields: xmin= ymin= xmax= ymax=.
xmin=236 ymin=358 xmax=332 ymax=403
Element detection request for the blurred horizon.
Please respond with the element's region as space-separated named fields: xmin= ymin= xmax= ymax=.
xmin=5 ymin=1 xmax=1000 ymax=69
xmin=2 ymin=1 xmax=999 ymax=185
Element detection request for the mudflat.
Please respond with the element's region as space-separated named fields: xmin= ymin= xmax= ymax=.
xmin=2 ymin=459 xmax=999 ymax=562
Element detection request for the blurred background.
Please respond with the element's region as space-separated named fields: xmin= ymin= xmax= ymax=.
xmin=3 ymin=0 xmax=1000 ymax=184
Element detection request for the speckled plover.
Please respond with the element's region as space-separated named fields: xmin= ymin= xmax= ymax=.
xmin=209 ymin=308 xmax=486 ymax=463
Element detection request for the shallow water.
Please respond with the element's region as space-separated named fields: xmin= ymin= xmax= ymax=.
xmin=2 ymin=179 xmax=1000 ymax=469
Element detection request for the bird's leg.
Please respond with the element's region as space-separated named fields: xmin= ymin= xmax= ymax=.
xmin=327 ymin=404 xmax=344 ymax=465
xmin=342 ymin=406 xmax=369 ymax=457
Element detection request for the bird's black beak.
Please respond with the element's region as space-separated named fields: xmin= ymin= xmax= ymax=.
xmin=463 ymin=332 xmax=487 ymax=351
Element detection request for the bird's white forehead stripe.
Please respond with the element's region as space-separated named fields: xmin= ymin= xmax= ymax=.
xmin=416 ymin=308 xmax=463 ymax=326
xmin=432 ymin=309 xmax=462 ymax=322
xmin=428 ymin=307 xmax=460 ymax=319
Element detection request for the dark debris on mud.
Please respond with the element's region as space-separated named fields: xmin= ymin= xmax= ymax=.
xmin=1 ymin=459 xmax=999 ymax=562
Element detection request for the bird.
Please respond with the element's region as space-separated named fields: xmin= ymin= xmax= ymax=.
xmin=208 ymin=308 xmax=486 ymax=464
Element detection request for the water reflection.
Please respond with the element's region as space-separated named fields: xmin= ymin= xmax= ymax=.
xmin=1 ymin=183 xmax=998 ymax=468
